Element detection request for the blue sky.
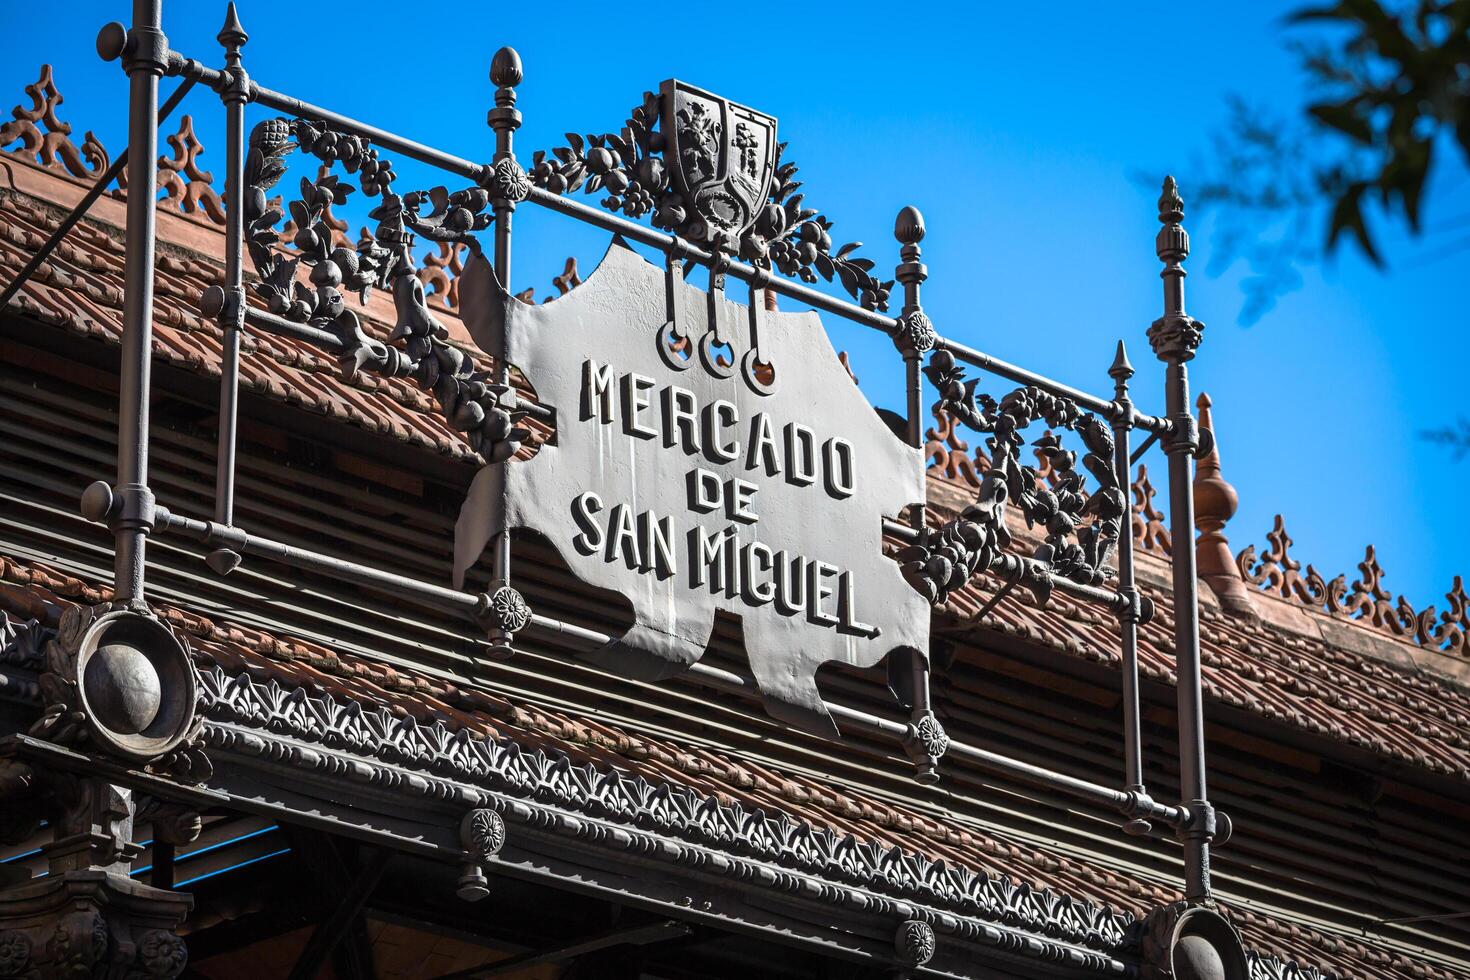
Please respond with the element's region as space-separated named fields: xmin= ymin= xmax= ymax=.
xmin=5 ymin=2 xmax=1467 ymax=613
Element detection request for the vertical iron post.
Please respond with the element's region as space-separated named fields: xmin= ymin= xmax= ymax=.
xmin=487 ymin=46 xmax=522 ymax=293
xmin=207 ymin=2 xmax=249 ymax=576
xmin=893 ymin=205 xmax=930 ymax=458
xmin=484 ymin=46 xmax=525 ymax=657
xmin=1147 ymin=177 xmax=1214 ymax=901
xmin=1109 ymin=340 xmax=1152 ymax=836
xmin=112 ymin=0 xmax=170 ymax=607
xmin=893 ymin=206 xmax=946 ymax=785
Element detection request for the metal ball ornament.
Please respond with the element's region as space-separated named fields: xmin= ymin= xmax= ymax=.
xmin=84 ymin=642 xmax=162 ymax=735
xmin=74 ymin=610 xmax=198 ymax=762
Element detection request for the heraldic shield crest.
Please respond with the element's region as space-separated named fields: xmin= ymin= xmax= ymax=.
xmin=453 ymin=240 xmax=929 ymax=737
xmin=660 ymin=80 xmax=777 ymax=244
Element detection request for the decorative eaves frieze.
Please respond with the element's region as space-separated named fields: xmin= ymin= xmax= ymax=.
xmin=0 ymin=614 xmax=1342 ymax=980
xmin=197 ymin=662 xmax=1132 ymax=954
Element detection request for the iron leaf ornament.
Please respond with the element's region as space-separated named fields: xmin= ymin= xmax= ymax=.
xmin=235 ymin=117 xmax=528 ymax=463
xmin=529 ymin=83 xmax=894 ymax=311
xmin=900 ymin=350 xmax=1125 ymax=605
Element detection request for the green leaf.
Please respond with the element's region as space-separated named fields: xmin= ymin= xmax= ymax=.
xmin=1326 ymin=183 xmax=1383 ymax=265
xmin=1307 ymin=99 xmax=1374 ymax=143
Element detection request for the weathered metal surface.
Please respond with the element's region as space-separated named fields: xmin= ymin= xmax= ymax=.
xmin=455 ymin=241 xmax=927 ymax=735
xmin=660 ymin=80 xmax=776 ymax=247
xmin=1148 ymin=176 xmax=1220 ymax=907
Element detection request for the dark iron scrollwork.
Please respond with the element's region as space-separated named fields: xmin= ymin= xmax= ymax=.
xmin=529 ymin=94 xmax=894 ymax=311
xmin=237 ymin=117 xmax=528 ymax=463
xmin=899 ymin=349 xmax=1125 ymax=605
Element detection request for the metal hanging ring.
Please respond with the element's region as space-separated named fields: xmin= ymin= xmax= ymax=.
xmin=740 ymin=348 xmax=777 ymax=396
xmin=699 ymin=331 xmax=737 ymax=379
xmin=657 ymin=320 xmax=693 ymax=372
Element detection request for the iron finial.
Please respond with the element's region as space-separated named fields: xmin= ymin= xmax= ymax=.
xmin=490 ymin=46 xmax=523 ymax=90
xmin=1155 ymin=175 xmax=1189 ymax=266
xmin=217 ymin=2 xmax=248 ymax=51
xmin=893 ymin=206 xmax=931 ymax=356
xmin=894 ymin=205 xmax=925 ymax=246
xmin=488 ymin=46 xmax=524 ymax=139
xmin=96 ymin=22 xmax=128 ymax=62
xmin=1147 ymin=175 xmax=1202 ymax=362
xmin=1158 ymin=175 xmax=1183 ymax=225
xmin=1109 ymin=339 xmax=1134 ymax=383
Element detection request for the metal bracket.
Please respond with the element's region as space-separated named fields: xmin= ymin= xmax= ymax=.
xmin=123 ymin=25 xmax=171 ymax=76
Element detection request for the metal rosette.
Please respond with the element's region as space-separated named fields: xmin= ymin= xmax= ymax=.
xmin=457 ymin=808 xmax=506 ymax=902
xmin=476 ymin=585 xmax=530 ymax=660
xmin=894 ymin=918 xmax=936 ymax=969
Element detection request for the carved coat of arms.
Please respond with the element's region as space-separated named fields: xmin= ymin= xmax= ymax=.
xmin=453 ymin=241 xmax=928 ymax=736
xmin=660 ymin=80 xmax=777 ymax=245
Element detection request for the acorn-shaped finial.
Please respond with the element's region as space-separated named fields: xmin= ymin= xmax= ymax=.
xmin=490 ymin=47 xmax=523 ymax=89
xmin=894 ymin=205 xmax=926 ymax=246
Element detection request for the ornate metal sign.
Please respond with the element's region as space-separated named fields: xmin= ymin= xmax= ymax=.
xmin=454 ymin=241 xmax=928 ymax=735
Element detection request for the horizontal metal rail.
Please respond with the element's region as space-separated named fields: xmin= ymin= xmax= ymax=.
xmin=129 ymin=504 xmax=1183 ymax=829
xmin=933 ymin=337 xmax=1170 ymax=434
xmin=173 ymin=59 xmax=486 ymax=182
xmin=523 ymin=621 xmax=1182 ymax=826
xmin=527 ymin=188 xmax=899 ymax=334
xmin=252 ymin=83 xmax=486 ymax=182
xmin=235 ymin=303 xmax=344 ymax=350
xmin=166 ymin=56 xmax=1168 ymax=435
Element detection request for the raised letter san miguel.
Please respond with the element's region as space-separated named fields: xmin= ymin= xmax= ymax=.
xmin=454 ymin=86 xmax=926 ymax=736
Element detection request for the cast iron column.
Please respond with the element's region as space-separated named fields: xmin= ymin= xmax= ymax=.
xmin=893 ymin=205 xmax=931 ymax=452
xmin=484 ymin=47 xmax=524 ymax=656
xmin=113 ymin=0 xmax=169 ymax=606
xmin=1147 ymin=177 xmax=1214 ymax=901
xmin=1109 ymin=340 xmax=1152 ymax=836
xmin=208 ymin=2 xmax=249 ymax=575
xmin=892 ymin=205 xmax=946 ymax=785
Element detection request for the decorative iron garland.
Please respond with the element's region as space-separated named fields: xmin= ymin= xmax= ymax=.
xmin=528 ymin=93 xmax=895 ymax=312
xmin=240 ymin=116 xmax=528 ymax=463
xmin=900 ymin=349 xmax=1124 ymax=605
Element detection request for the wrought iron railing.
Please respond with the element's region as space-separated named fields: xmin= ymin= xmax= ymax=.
xmin=6 ymin=0 xmax=1248 ymax=960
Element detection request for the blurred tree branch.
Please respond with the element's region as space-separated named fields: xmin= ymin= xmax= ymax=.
xmin=1192 ymin=0 xmax=1468 ymax=323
